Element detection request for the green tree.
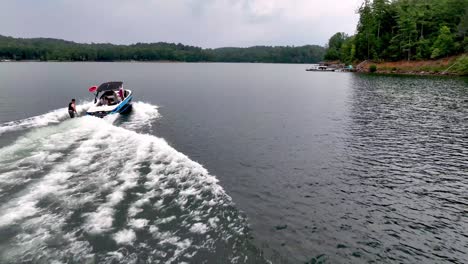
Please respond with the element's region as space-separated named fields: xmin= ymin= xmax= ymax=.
xmin=457 ymin=6 xmax=468 ymax=38
xmin=344 ymin=0 xmax=466 ymax=61
xmin=355 ymin=0 xmax=376 ymax=60
xmin=324 ymin=32 xmax=349 ymax=60
xmin=431 ymin=25 xmax=455 ymax=58
xmin=395 ymin=0 xmax=419 ymax=61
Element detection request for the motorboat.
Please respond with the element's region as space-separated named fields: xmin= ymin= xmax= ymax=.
xmin=306 ymin=64 xmax=334 ymax=71
xmin=86 ymin=81 xmax=133 ymax=118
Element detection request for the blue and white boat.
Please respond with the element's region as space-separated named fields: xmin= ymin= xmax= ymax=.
xmin=86 ymin=81 xmax=133 ymax=118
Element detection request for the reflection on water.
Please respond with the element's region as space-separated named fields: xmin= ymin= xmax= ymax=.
xmin=155 ymin=72 xmax=468 ymax=264
xmin=339 ymin=75 xmax=468 ymax=263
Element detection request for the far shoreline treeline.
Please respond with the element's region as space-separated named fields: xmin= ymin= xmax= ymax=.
xmin=0 ymin=35 xmax=325 ymax=64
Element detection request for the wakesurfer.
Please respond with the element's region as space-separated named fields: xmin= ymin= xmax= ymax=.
xmin=68 ymin=99 xmax=77 ymax=118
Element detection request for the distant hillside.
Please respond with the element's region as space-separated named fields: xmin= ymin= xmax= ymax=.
xmin=0 ymin=35 xmax=325 ymax=63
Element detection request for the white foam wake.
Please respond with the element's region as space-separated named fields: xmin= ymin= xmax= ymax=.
xmin=0 ymin=101 xmax=159 ymax=136
xmin=0 ymin=113 xmax=252 ymax=263
xmin=118 ymin=101 xmax=160 ymax=131
xmin=0 ymin=101 xmax=93 ymax=135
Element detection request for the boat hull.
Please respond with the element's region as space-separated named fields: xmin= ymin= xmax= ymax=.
xmin=87 ymin=94 xmax=133 ymax=118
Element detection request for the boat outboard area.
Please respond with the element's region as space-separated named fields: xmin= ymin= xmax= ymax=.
xmin=86 ymin=81 xmax=133 ymax=118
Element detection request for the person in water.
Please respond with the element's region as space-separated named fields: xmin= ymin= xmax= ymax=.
xmin=68 ymin=99 xmax=77 ymax=118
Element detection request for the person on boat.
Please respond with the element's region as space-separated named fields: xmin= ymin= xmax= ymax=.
xmin=100 ymin=96 xmax=106 ymax=106
xmin=118 ymin=88 xmax=124 ymax=101
xmin=68 ymin=99 xmax=77 ymax=118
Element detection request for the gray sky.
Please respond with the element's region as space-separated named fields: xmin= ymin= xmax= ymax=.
xmin=1 ymin=0 xmax=362 ymax=48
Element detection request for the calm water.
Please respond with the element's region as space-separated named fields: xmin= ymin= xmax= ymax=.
xmin=0 ymin=62 xmax=467 ymax=263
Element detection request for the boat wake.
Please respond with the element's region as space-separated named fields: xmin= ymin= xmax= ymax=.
xmin=0 ymin=101 xmax=159 ymax=136
xmin=0 ymin=103 xmax=264 ymax=263
xmin=0 ymin=101 xmax=94 ymax=136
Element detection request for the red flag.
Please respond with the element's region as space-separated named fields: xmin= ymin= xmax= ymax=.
xmin=88 ymin=86 xmax=97 ymax=93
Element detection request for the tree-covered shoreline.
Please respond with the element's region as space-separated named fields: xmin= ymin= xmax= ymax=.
xmin=0 ymin=35 xmax=325 ymax=64
xmin=2 ymin=0 xmax=466 ymax=70
xmin=324 ymin=0 xmax=468 ymax=63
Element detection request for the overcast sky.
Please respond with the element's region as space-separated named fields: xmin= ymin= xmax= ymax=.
xmin=1 ymin=0 xmax=363 ymax=48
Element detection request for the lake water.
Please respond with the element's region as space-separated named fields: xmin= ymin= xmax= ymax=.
xmin=0 ymin=62 xmax=467 ymax=264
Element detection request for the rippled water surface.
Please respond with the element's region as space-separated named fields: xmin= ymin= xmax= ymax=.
xmin=0 ymin=63 xmax=467 ymax=263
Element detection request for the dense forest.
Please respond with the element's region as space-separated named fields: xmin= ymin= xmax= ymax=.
xmin=0 ymin=35 xmax=325 ymax=63
xmin=324 ymin=0 xmax=468 ymax=63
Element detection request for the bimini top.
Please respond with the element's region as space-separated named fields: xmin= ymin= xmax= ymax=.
xmin=97 ymin=81 xmax=123 ymax=92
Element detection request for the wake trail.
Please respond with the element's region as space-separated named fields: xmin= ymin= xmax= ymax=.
xmin=0 ymin=109 xmax=262 ymax=263
xmin=0 ymin=101 xmax=93 ymax=136
xmin=0 ymin=101 xmax=159 ymax=136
